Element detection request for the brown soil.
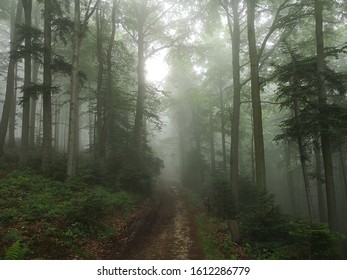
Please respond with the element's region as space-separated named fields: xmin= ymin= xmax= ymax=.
xmin=119 ymin=185 xmax=205 ymax=260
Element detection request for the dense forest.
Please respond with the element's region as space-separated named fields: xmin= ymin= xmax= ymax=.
xmin=0 ymin=0 xmax=347 ymax=260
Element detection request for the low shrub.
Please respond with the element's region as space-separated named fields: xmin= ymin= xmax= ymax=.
xmin=0 ymin=169 xmax=144 ymax=259
xmin=238 ymin=192 xmax=343 ymax=259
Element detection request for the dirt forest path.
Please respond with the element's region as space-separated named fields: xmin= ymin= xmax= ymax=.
xmin=120 ymin=185 xmax=205 ymax=260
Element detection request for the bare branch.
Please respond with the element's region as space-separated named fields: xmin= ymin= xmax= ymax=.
xmin=121 ymin=21 xmax=137 ymax=41
xmin=81 ymin=0 xmax=101 ymax=35
xmin=258 ymin=0 xmax=291 ymax=58
xmin=144 ymin=37 xmax=181 ymax=60
xmin=143 ymin=2 xmax=177 ymax=37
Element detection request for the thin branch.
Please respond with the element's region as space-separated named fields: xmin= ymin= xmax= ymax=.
xmin=144 ymin=2 xmax=177 ymax=37
xmin=258 ymin=0 xmax=290 ymax=58
xmin=219 ymin=0 xmax=233 ymax=20
xmin=259 ymin=27 xmax=293 ymax=70
xmin=144 ymin=37 xmax=181 ymax=60
xmin=82 ymin=0 xmax=101 ymax=32
xmin=121 ymin=21 xmax=137 ymax=41
xmin=240 ymin=100 xmax=281 ymax=105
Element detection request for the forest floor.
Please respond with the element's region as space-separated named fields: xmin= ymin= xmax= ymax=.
xmin=118 ymin=185 xmax=205 ymax=260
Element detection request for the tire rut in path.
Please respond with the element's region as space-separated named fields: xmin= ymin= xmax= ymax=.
xmin=120 ymin=185 xmax=204 ymax=260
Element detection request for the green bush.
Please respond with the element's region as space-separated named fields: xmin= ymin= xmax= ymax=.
xmin=238 ymin=192 xmax=343 ymax=259
xmin=238 ymin=193 xmax=289 ymax=244
xmin=65 ymin=188 xmax=110 ymax=232
xmin=286 ymin=221 xmax=343 ymax=259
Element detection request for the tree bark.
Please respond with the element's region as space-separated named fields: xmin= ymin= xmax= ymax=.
xmin=29 ymin=2 xmax=40 ymax=150
xmin=105 ymin=0 xmax=117 ymax=157
xmin=19 ymin=0 xmax=32 ymax=168
xmin=67 ymin=0 xmax=100 ymax=178
xmin=95 ymin=6 xmax=104 ymax=160
xmin=209 ymin=105 xmax=215 ymax=173
xmin=315 ymin=0 xmax=339 ymax=231
xmin=284 ymin=143 xmax=296 ymax=214
xmin=314 ymin=139 xmax=327 ymax=222
xmin=338 ymin=145 xmax=347 ymax=198
xmin=0 ymin=0 xmax=22 ymax=156
xmin=218 ymin=81 xmax=227 ymax=175
xmin=134 ymin=18 xmax=146 ymax=159
xmin=67 ymin=0 xmax=81 ymax=179
xmin=42 ymin=0 xmax=53 ymax=173
xmin=8 ymin=67 xmax=17 ymax=149
xmin=229 ymin=0 xmax=241 ymax=211
xmin=54 ymin=99 xmax=60 ymax=152
xmin=29 ymin=62 xmax=39 ymax=149
xmin=246 ymin=0 xmax=267 ymax=190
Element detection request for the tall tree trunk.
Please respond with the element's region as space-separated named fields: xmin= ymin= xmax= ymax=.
xmin=88 ymin=100 xmax=94 ymax=154
xmin=192 ymin=109 xmax=203 ymax=189
xmin=338 ymin=145 xmax=347 ymax=198
xmin=67 ymin=0 xmax=81 ymax=179
xmin=8 ymin=66 xmax=18 ymax=149
xmin=105 ymin=0 xmax=117 ymax=157
xmin=95 ymin=7 xmax=104 ymax=161
xmin=209 ymin=106 xmax=215 ymax=173
xmin=19 ymin=0 xmax=33 ymax=167
xmin=42 ymin=0 xmax=53 ymax=173
xmin=177 ymin=109 xmax=185 ymax=184
xmin=37 ymin=97 xmax=43 ymax=146
xmin=218 ymin=81 xmax=227 ymax=174
xmin=134 ymin=20 xmax=146 ymax=159
xmin=0 ymin=0 xmax=22 ymax=156
xmin=41 ymin=0 xmax=52 ymax=173
xmin=29 ymin=61 xmax=39 ymax=149
xmin=54 ymin=99 xmax=60 ymax=153
xmin=284 ymin=143 xmax=296 ymax=214
xmin=29 ymin=2 xmax=40 ymax=150
xmin=250 ymin=106 xmax=255 ymax=186
xmin=315 ymin=0 xmax=339 ymax=231
xmin=229 ymin=0 xmax=241 ymax=211
xmin=246 ymin=0 xmax=267 ymax=190
xmin=314 ymin=139 xmax=327 ymax=222
xmin=66 ymin=0 xmax=99 ymax=178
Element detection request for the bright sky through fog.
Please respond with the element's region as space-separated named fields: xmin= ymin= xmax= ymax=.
xmin=146 ymin=50 xmax=169 ymax=82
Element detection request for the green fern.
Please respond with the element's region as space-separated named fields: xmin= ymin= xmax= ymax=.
xmin=4 ymin=240 xmax=28 ymax=260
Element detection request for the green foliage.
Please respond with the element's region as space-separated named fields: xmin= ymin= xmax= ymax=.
xmin=286 ymin=221 xmax=343 ymax=259
xmin=119 ymin=165 xmax=153 ymax=193
xmin=97 ymin=146 xmax=162 ymax=194
xmin=196 ymin=213 xmax=240 ymax=260
xmin=196 ymin=214 xmax=224 ymax=259
xmin=186 ymin=190 xmax=239 ymax=259
xmin=4 ymin=240 xmax=29 ymax=260
xmin=238 ymin=190 xmax=343 ymax=259
xmin=271 ymin=47 xmax=347 ymax=145
xmin=238 ymin=193 xmax=289 ymax=244
xmin=210 ymin=172 xmax=234 ymax=218
xmin=0 ymin=169 xmax=143 ymax=259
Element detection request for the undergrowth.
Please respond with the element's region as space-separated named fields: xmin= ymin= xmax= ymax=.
xmin=195 ymin=213 xmax=238 ymax=259
xmin=185 ymin=189 xmax=246 ymax=259
xmin=0 ymin=169 xmax=145 ymax=259
xmin=186 ymin=184 xmax=344 ymax=260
